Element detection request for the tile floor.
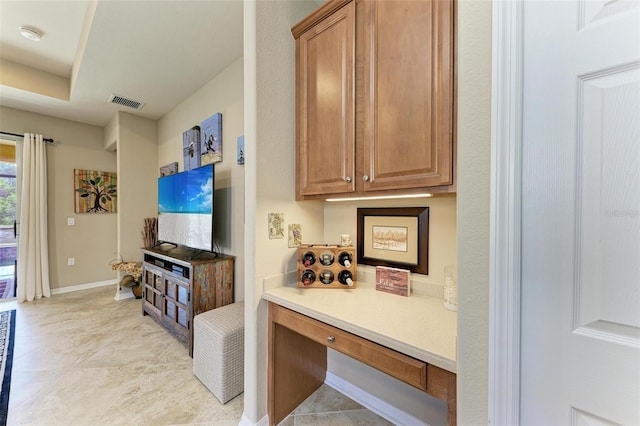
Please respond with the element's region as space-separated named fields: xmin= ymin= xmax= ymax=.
xmin=0 ymin=286 xmax=392 ymax=425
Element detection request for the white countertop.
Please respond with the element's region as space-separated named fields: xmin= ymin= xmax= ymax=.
xmin=262 ymin=281 xmax=457 ymax=373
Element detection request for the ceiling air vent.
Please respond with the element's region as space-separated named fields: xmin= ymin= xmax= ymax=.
xmin=108 ymin=94 xmax=145 ymax=110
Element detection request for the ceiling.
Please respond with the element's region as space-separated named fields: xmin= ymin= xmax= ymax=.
xmin=0 ymin=0 xmax=244 ymax=128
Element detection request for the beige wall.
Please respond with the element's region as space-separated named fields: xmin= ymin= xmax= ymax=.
xmin=324 ymin=196 xmax=457 ymax=421
xmin=456 ymin=0 xmax=493 ymax=423
xmin=323 ymin=196 xmax=457 ymax=290
xmin=157 ymin=57 xmax=245 ymax=302
xmin=116 ymin=112 xmax=158 ymax=264
xmin=104 ymin=114 xmax=117 ymax=152
xmin=244 ymin=0 xmax=322 ymax=422
xmin=247 ymin=0 xmax=471 ymax=422
xmin=0 ymin=106 xmax=118 ymax=290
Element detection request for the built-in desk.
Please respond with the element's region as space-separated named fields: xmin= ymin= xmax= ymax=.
xmin=263 ymin=282 xmax=457 ymax=425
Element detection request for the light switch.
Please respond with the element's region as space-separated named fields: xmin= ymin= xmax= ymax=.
xmin=67 ymin=217 xmax=75 ymax=226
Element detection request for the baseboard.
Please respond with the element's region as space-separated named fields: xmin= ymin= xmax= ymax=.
xmin=325 ymin=371 xmax=429 ymax=426
xmin=51 ymin=279 xmax=118 ymax=295
xmin=113 ymin=286 xmax=135 ymax=301
xmin=238 ymin=412 xmax=269 ymax=426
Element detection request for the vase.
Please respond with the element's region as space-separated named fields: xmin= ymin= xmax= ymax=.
xmin=131 ymin=283 xmax=143 ymax=299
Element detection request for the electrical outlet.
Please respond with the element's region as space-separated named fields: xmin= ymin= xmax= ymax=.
xmin=67 ymin=258 xmax=75 ymax=266
xmin=67 ymin=217 xmax=75 ymax=226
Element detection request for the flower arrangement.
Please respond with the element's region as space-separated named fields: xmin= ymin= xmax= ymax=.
xmin=110 ymin=260 xmax=143 ymax=282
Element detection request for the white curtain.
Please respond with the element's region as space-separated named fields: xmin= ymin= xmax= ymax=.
xmin=17 ymin=133 xmax=50 ymax=302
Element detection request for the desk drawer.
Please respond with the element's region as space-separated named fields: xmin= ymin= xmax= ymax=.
xmin=271 ymin=304 xmax=427 ymax=392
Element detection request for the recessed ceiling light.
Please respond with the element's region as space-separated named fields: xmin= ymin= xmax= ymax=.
xmin=19 ymin=26 xmax=43 ymax=42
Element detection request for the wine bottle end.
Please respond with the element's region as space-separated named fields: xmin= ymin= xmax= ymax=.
xmin=346 ymin=278 xmax=354 ymax=286
xmin=344 ymin=260 xmax=351 ymax=267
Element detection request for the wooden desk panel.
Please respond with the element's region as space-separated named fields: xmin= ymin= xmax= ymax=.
xmin=268 ymin=302 xmax=456 ymax=426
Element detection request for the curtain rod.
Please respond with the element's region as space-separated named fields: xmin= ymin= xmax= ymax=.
xmin=0 ymin=131 xmax=54 ymax=144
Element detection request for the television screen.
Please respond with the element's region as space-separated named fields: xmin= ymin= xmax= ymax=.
xmin=157 ymin=164 xmax=214 ymax=252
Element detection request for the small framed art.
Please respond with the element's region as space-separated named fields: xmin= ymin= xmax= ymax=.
xmin=357 ymin=207 xmax=429 ymax=274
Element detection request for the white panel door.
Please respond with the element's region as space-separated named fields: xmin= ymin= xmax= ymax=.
xmin=521 ymin=1 xmax=640 ymax=424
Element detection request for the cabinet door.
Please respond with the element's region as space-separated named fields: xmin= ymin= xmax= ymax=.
xmin=296 ymin=1 xmax=356 ymax=198
xmin=142 ymin=264 xmax=164 ymax=316
xmin=162 ymin=275 xmax=190 ymax=339
xmin=362 ymin=0 xmax=454 ymax=191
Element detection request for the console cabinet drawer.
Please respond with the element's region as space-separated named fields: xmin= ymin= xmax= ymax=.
xmin=270 ymin=304 xmax=427 ymax=392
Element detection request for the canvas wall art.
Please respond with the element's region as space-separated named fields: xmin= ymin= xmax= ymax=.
xmin=183 ymin=125 xmax=201 ymax=171
xmin=237 ymin=135 xmax=245 ymax=165
xmin=160 ymin=162 xmax=178 ymax=177
xmin=200 ymin=113 xmax=222 ymax=165
xmin=74 ymin=169 xmax=117 ymax=213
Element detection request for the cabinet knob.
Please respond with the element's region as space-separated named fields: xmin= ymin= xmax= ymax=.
xmin=362 ymin=175 xmax=369 ymax=182
xmin=344 ymin=176 xmax=352 ymax=183
xmin=327 ymin=336 xmax=335 ymax=344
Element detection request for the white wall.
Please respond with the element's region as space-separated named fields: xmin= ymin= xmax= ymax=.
xmin=157 ymin=57 xmax=245 ymax=302
xmin=116 ymin=112 xmax=158 ymax=264
xmin=456 ymin=0 xmax=493 ymax=423
xmin=0 ymin=106 xmax=118 ymax=290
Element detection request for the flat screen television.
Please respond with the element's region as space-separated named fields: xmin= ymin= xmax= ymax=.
xmin=157 ymin=164 xmax=214 ymax=252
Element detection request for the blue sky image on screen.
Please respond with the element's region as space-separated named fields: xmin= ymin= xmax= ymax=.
xmin=158 ymin=165 xmax=213 ymax=214
xmin=158 ymin=164 xmax=214 ymax=251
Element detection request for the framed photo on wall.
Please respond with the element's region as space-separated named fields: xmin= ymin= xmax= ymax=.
xmin=357 ymin=207 xmax=429 ymax=274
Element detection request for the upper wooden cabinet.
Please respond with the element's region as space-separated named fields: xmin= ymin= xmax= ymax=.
xmin=292 ymin=0 xmax=455 ymax=200
xmin=293 ymin=0 xmax=356 ymax=197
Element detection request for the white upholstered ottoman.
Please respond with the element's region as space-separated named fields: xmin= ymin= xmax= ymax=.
xmin=193 ymin=302 xmax=244 ymax=404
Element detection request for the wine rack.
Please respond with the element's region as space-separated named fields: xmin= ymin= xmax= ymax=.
xmin=297 ymin=244 xmax=357 ymax=289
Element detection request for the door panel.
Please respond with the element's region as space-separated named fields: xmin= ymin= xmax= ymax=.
xmin=576 ymin=63 xmax=640 ymax=345
xmin=521 ymin=1 xmax=639 ymax=424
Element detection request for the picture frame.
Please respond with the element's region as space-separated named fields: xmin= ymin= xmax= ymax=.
xmin=288 ymin=224 xmax=302 ymax=247
xmin=159 ymin=162 xmax=178 ymax=177
xmin=357 ymin=207 xmax=429 ymax=274
xmin=268 ymin=213 xmax=285 ymax=239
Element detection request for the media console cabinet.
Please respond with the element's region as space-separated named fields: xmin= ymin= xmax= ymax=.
xmin=263 ymin=283 xmax=457 ymax=425
xmin=141 ymin=246 xmax=234 ymax=356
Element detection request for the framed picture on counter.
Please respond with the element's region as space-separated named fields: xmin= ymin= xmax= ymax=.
xmin=357 ymin=207 xmax=429 ymax=274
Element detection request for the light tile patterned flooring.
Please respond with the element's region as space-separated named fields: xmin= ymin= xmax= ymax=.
xmin=0 ymin=286 xmax=392 ymax=425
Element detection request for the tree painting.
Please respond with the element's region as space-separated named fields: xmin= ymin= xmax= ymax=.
xmin=74 ymin=169 xmax=117 ymax=213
